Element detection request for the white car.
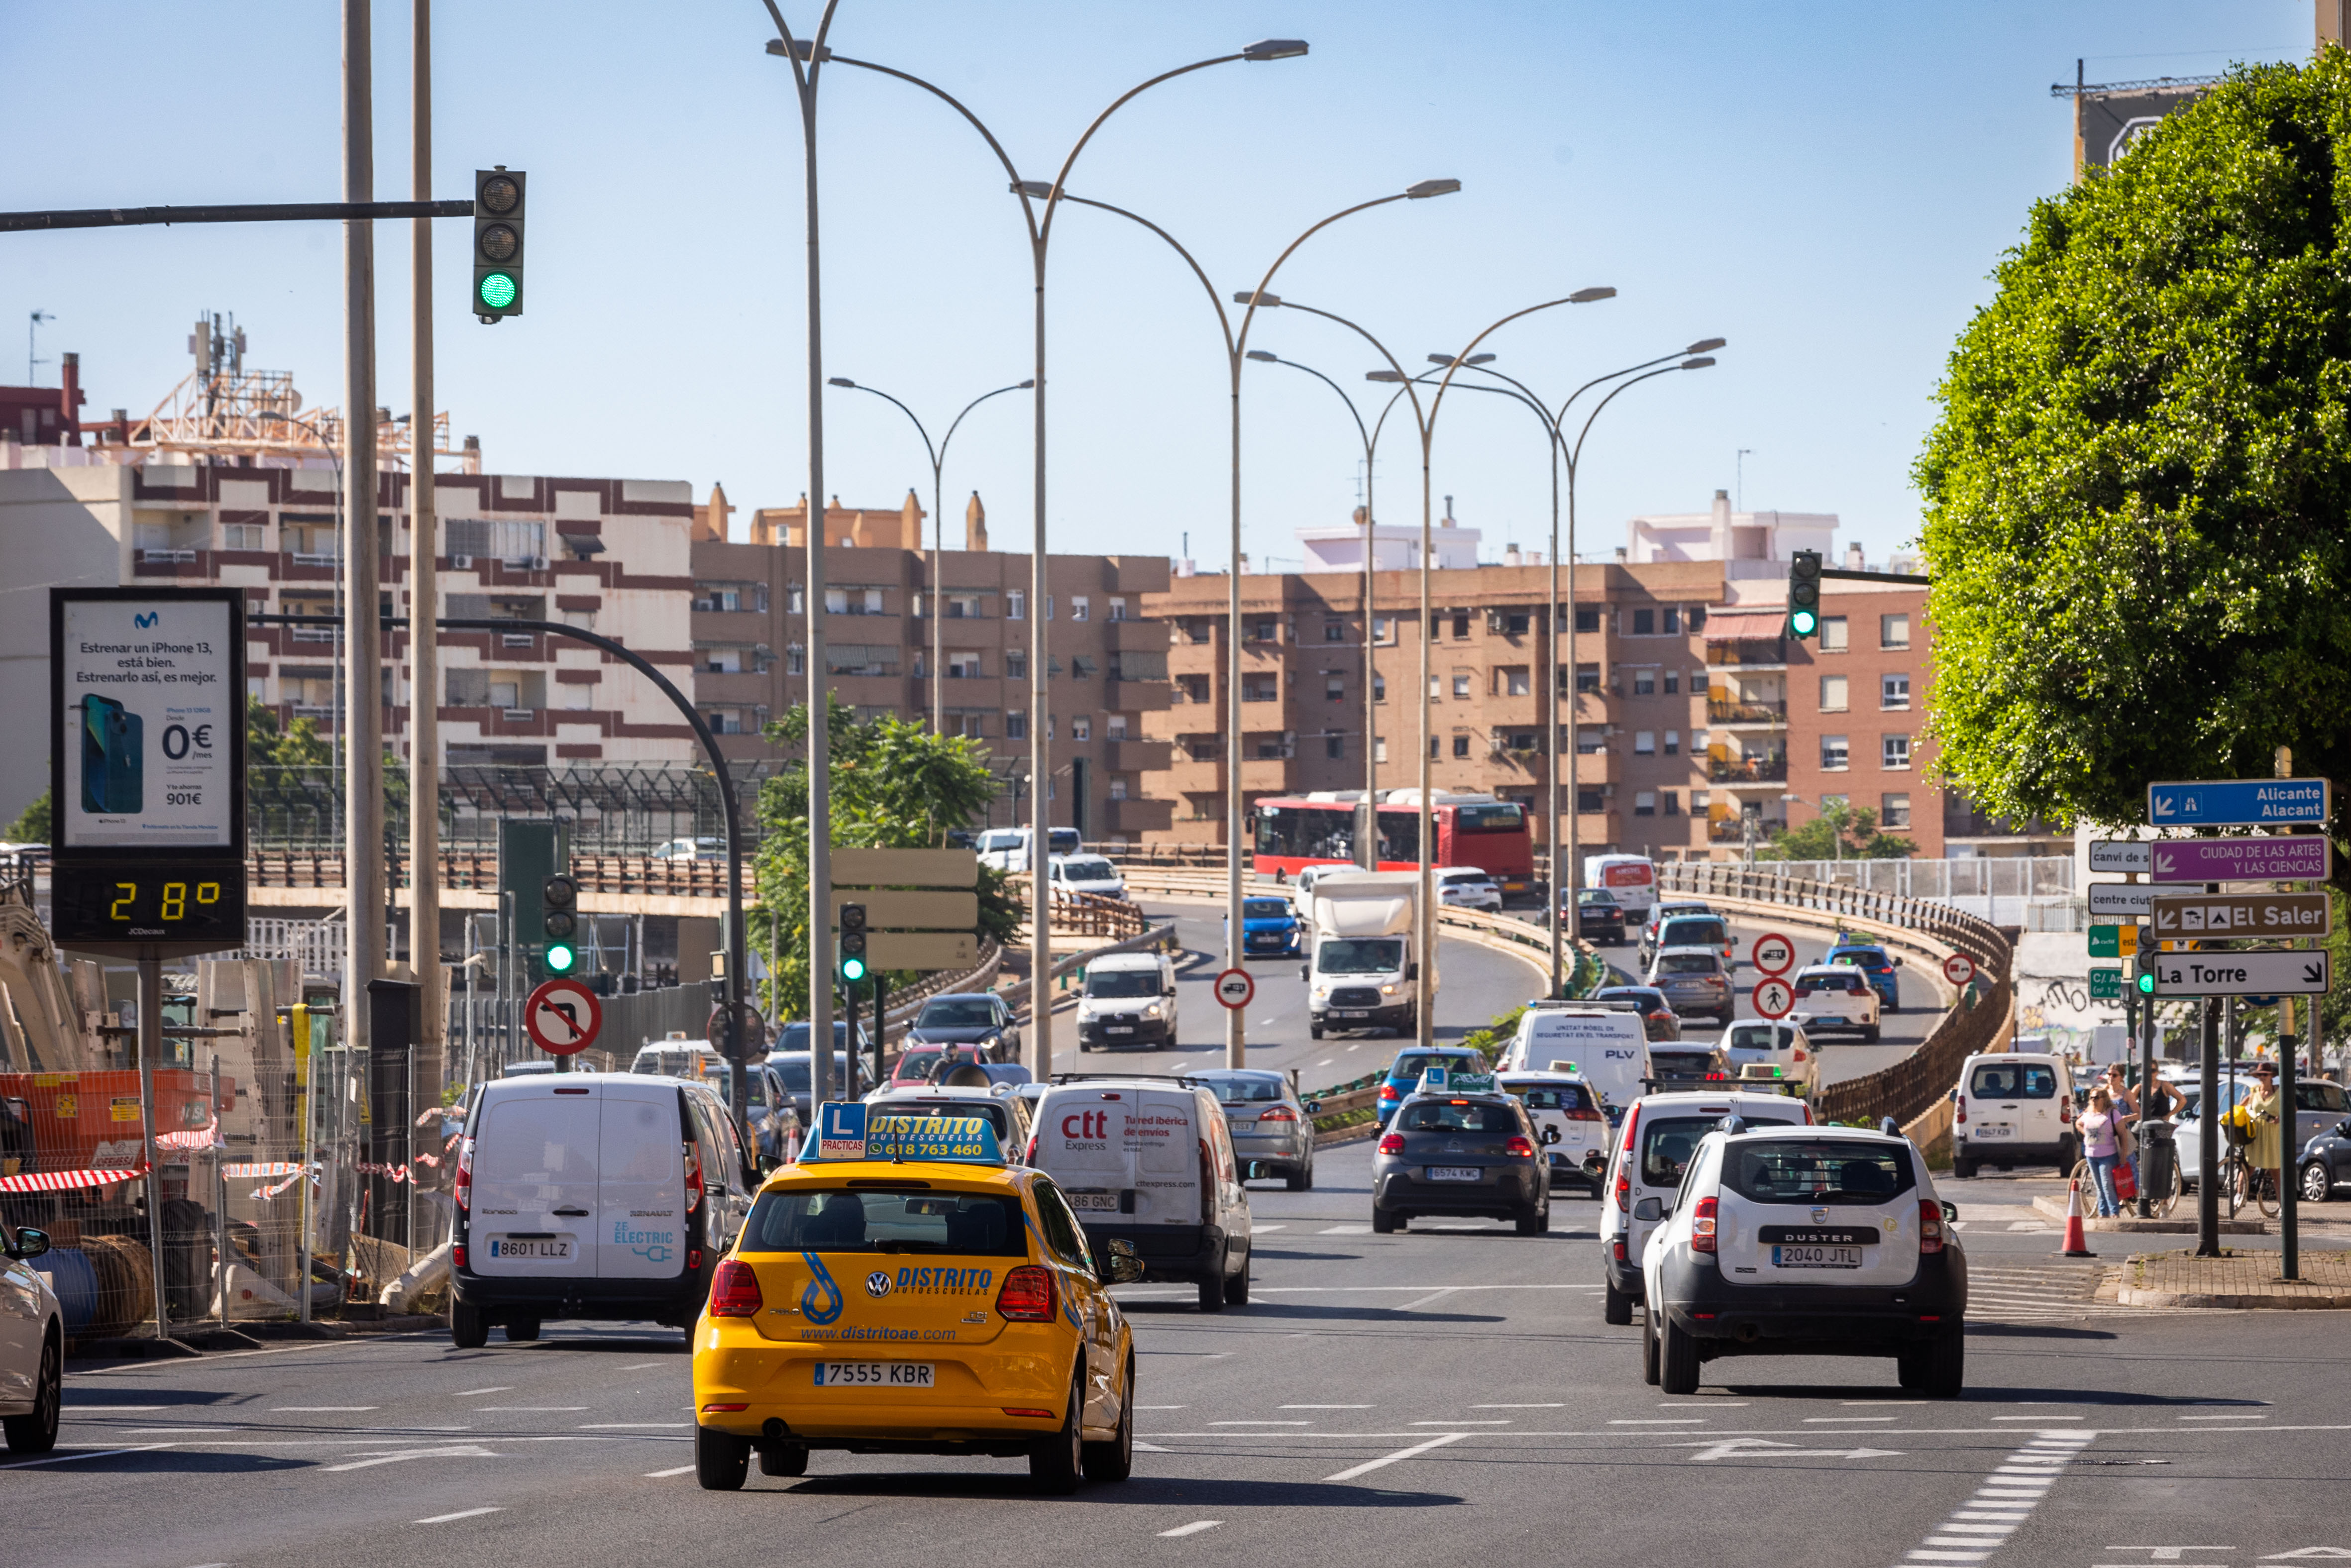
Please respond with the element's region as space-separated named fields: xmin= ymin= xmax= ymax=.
xmin=1049 ymin=852 xmax=1128 ymax=901
xmin=1638 ymin=1122 xmax=1965 ymax=1397
xmin=976 ymin=827 xmax=1081 ymax=873
xmin=1496 ymin=1070 xmax=1611 ymax=1194
xmin=1788 ymin=964 xmax=1881 ymax=1042
xmin=1720 ymin=1019 xmax=1817 ymax=1093
xmin=3 ymin=1226 xmax=62 ymax=1454
xmin=651 ymin=836 xmax=721 ymax=861
xmin=1435 ymin=866 xmax=1503 ymax=913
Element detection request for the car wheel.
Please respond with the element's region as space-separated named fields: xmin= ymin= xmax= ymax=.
xmin=1919 ymin=1327 xmax=1964 ymax=1397
xmin=2 ymin=1333 xmax=60 ymax=1455
xmin=1082 ymin=1354 xmax=1136 ymax=1483
xmin=1950 ymin=1158 xmax=1977 ymax=1181
xmin=1196 ymin=1273 xmax=1226 ymax=1313
xmin=1029 ymin=1366 xmax=1087 ymax=1494
xmin=1603 ymin=1278 xmax=1633 ymax=1327
xmin=757 ymin=1442 xmax=810 ymax=1477
xmin=1640 ymin=1306 xmax=1662 ymax=1386
xmin=1515 ymin=1199 xmax=1550 ymax=1237
xmin=1224 ymin=1253 xmax=1251 ymax=1306
xmin=505 ymin=1317 xmax=541 ymax=1343
xmin=1370 ymin=1207 xmax=1399 ymax=1235
xmin=450 ymin=1297 xmax=489 ymax=1350
xmin=1285 ymin=1163 xmax=1308 ymax=1192
xmin=1659 ymin=1312 xmax=1701 ymax=1395
xmin=696 ymin=1425 xmax=751 ymax=1490
xmin=1309 ymin=1024 xmax=1324 ymax=1040
xmin=2302 ymin=1162 xmax=2334 ymax=1204
xmin=1862 ymin=1026 xmax=1880 ymax=1043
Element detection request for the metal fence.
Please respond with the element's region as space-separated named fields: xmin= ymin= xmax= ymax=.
xmin=1744 ymin=855 xmax=2081 ymax=931
xmin=246 ymin=761 xmax=776 ymax=854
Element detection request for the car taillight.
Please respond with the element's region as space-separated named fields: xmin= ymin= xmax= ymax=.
xmin=1567 ymin=1106 xmax=1602 ymax=1122
xmin=1379 ymin=1084 xmax=1402 ymax=1102
xmin=1379 ymin=1133 xmax=1404 ymax=1155
xmin=1792 ymin=1048 xmax=1807 ymax=1062
xmin=1613 ymin=1164 xmax=1630 ymax=1211
xmin=1704 ymin=1071 xmax=1728 ymax=1081
xmin=1622 ymin=1103 xmax=1641 ymax=1153
xmin=452 ymin=1242 xmax=467 ymax=1268
xmin=1919 ymin=1199 xmax=1945 ymax=1254
xmin=709 ymin=1258 xmax=762 ymax=1316
xmin=1954 ymin=1098 xmax=1966 ymax=1125
xmin=1505 ymin=1135 xmax=1536 ymax=1159
xmin=1612 ymin=1237 xmax=1626 ymax=1261
xmin=1259 ymin=1106 xmax=1298 ymax=1122
xmin=995 ymin=1264 xmax=1058 ymax=1321
xmin=2060 ymin=1097 xmax=2075 ymax=1123
xmin=453 ymin=1138 xmax=473 ymax=1214
xmin=684 ymin=1141 xmax=705 ymax=1212
xmin=1691 ymin=1195 xmax=1717 ymax=1254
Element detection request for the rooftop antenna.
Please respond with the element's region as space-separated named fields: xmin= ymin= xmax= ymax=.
xmin=27 ymin=310 xmax=55 ymax=385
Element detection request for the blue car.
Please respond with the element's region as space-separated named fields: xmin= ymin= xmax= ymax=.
xmin=1229 ymin=894 xmax=1303 ymax=959
xmin=1825 ymin=942 xmax=1900 ymax=1012
xmin=1374 ymin=1046 xmax=1487 ymax=1128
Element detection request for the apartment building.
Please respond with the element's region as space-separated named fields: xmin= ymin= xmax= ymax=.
xmin=687 ymin=491 xmax=1174 ymax=840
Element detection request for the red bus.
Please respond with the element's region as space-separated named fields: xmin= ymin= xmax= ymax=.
xmin=1251 ymin=794 xmax=1537 ymax=900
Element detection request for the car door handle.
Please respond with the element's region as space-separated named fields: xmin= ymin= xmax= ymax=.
xmin=552 ymin=1206 xmax=590 ymax=1217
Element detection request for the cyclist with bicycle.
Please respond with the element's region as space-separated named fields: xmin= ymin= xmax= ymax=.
xmin=2239 ymin=1062 xmax=2283 ymax=1208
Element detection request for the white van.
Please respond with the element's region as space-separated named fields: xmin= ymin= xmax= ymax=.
xmin=450 ymin=1071 xmax=757 ymax=1347
xmin=976 ymin=826 xmax=1082 ymax=873
xmin=1499 ymin=1004 xmax=1651 ymax=1120
xmin=1950 ymin=1051 xmax=2077 ymax=1179
xmin=1585 ymin=853 xmax=1659 ymax=919
xmin=1028 ymin=1077 xmax=1251 ymax=1313
xmin=1075 ymin=949 xmax=1179 ymax=1051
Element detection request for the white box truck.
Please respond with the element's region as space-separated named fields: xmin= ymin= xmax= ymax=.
xmin=1303 ymin=870 xmax=1433 ymax=1039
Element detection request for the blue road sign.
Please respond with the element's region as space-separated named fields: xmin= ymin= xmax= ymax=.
xmin=2147 ymin=777 xmax=2330 ymax=828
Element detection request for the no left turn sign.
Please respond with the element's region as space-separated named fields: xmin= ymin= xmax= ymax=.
xmin=526 ymin=976 xmax=603 ymax=1055
xmin=1751 ymin=977 xmax=1796 ymax=1020
xmin=1750 ymin=932 xmax=1796 ymax=976
xmin=1214 ymin=968 xmax=1256 ymax=1010
xmin=1941 ymin=952 xmax=1977 ymax=989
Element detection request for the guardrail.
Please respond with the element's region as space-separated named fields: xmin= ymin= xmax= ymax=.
xmin=1004 ymin=880 xmax=1151 ymax=942
xmin=248 ymin=848 xmax=750 ymax=900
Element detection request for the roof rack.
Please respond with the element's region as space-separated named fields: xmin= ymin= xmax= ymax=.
xmin=1048 ymin=1071 xmax=1210 ymax=1088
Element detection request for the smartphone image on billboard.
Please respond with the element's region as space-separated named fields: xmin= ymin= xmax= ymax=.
xmin=79 ymin=695 xmax=144 ymax=815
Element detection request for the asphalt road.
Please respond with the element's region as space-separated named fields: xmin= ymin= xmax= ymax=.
xmin=31 ymin=1145 xmax=2351 ymax=1568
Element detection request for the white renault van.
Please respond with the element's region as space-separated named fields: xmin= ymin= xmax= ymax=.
xmin=450 ymin=1071 xmax=757 ymax=1347
xmin=1950 ymin=1051 xmax=2077 ymax=1179
xmin=1074 ymin=950 xmax=1179 ymax=1051
xmin=1028 ymin=1077 xmax=1251 ymax=1313
xmin=1498 ymin=1003 xmax=1651 ymax=1120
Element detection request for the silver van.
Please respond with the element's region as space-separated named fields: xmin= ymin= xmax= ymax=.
xmin=450 ymin=1071 xmax=756 ymax=1346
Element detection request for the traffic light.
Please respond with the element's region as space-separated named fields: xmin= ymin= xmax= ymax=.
xmin=542 ymin=873 xmax=579 ymax=974
xmin=2135 ymin=953 xmax=2155 ymax=995
xmin=1787 ymin=549 xmax=1822 ymax=639
xmin=473 ymin=167 xmax=526 ymax=322
xmin=839 ymin=902 xmax=868 ymax=983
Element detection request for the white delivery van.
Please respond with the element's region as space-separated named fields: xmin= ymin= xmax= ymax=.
xmin=450 ymin=1071 xmax=756 ymax=1347
xmin=1499 ymin=1003 xmax=1651 ymax=1121
xmin=1075 ymin=949 xmax=1179 ymax=1051
xmin=1304 ymin=869 xmax=1431 ymax=1039
xmin=1028 ymin=1077 xmax=1251 ymax=1313
xmin=1586 ymin=854 xmax=1659 ymax=919
xmin=1950 ymin=1051 xmax=2077 ymax=1178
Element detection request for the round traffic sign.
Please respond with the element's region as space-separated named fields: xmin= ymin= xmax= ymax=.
xmin=1213 ymin=967 xmax=1256 ymax=1011
xmin=1751 ymin=977 xmax=1796 ymax=1020
xmin=1941 ymin=952 xmax=1977 ymax=989
xmin=525 ymin=977 xmax=603 ymax=1055
xmin=1750 ymin=932 xmax=1797 ymax=976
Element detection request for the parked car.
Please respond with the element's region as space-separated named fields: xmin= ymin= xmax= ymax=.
xmin=1645 ymin=947 xmax=1735 ymax=1026
xmin=904 ymin=992 xmax=1021 ymax=1057
xmin=1192 ymin=1068 xmax=1317 ymax=1190
xmin=2178 ymin=1075 xmax=2348 ymax=1192
xmin=1372 ymin=1083 xmax=1550 ymax=1235
xmin=1788 ymin=965 xmax=1881 ymax=1042
xmin=1436 ymin=866 xmax=1503 ymax=913
xmin=2299 ymin=1111 xmax=2351 ymax=1202
xmin=975 ymin=826 xmax=1081 ymax=873
xmin=1592 ymin=985 xmax=1684 ymax=1043
xmin=1049 ymin=853 xmax=1129 ymax=902
xmin=1825 ymin=941 xmax=1902 ymax=1011
xmin=1571 ymin=888 xmax=1628 ymax=946
xmin=651 ymin=836 xmax=722 ymax=861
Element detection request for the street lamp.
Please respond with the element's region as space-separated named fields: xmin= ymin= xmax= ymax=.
xmin=825 ymin=375 xmax=1033 ymax=733
xmin=1782 ymin=794 xmax=1840 ymax=861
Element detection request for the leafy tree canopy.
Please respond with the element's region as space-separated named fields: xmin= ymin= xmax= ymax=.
xmin=1756 ymin=803 xmax=1917 ymax=862
xmin=4 ymin=791 xmax=50 ymax=845
xmin=1916 ymin=53 xmax=2351 ymax=869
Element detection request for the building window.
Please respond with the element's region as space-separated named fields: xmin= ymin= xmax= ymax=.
xmin=1108 ymin=596 xmax=1127 ymax=621
xmin=1509 ymin=732 xmax=1536 ymax=751
xmin=1324 ymin=620 xmax=1346 ymax=642
xmin=1503 ymin=612 xmax=1530 ymax=635
xmin=1690 ymin=790 xmax=1710 ymax=813
xmin=785 ymin=644 xmax=805 ymax=675
xmin=1662 ymin=607 xmax=1681 ymax=634
xmin=1821 ymin=734 xmax=1849 ymax=771
xmin=1071 ymin=596 xmax=1090 ymax=622
xmin=1882 ymin=672 xmax=1911 ymax=710
xmin=1576 ymin=728 xmax=1606 ymax=753
xmin=1325 ymin=730 xmax=1344 ymax=760
xmin=1373 ymin=675 xmax=1387 ymax=702
xmin=1108 ymin=775 xmax=1128 ymax=800
xmin=1006 ymin=650 xmax=1027 ymax=680
xmin=1692 ymin=729 xmax=1709 ymax=754
xmin=1429 ymin=736 xmax=1440 ymax=759
xmin=1631 ymin=608 xmax=1655 ymax=635
xmin=1821 ymin=792 xmax=1849 ymax=813
xmin=788 ymin=584 xmax=805 ymax=614
xmin=1662 ymin=790 xmax=1681 ymax=815
xmin=1574 ymin=607 xmax=1601 ymax=634
xmin=1819 ymin=615 xmax=1848 ymax=652
xmin=1881 ymin=792 xmax=1912 ymax=829
xmin=1045 ymin=595 xmax=1056 ymax=620
xmin=1664 ymin=730 xmax=1680 ymax=756
xmin=1005 ymin=711 xmax=1027 ymax=739
xmin=1243 ymin=674 xmax=1279 ymax=702
xmin=1662 ymin=669 xmax=1679 ymax=694
xmin=1882 ymin=733 xmax=1912 ymax=770
xmin=1452 ymin=613 xmax=1471 ymax=639
xmin=1071 ymin=715 xmax=1091 ymax=741
xmin=1503 ymin=668 xmax=1530 ymax=697
xmin=1632 ymin=668 xmax=1656 ymax=696
xmin=1575 ymin=663 xmax=1601 ymax=694
xmin=1326 ymin=677 xmax=1345 ymax=704
xmin=1373 ymin=615 xmax=1395 ymax=644
xmin=1107 ymin=714 xmax=1128 ymax=739
xmin=1251 ymin=617 xmax=1279 ymax=642
xmin=219 ymin=522 xmax=264 ymax=550
xmin=1452 ymin=673 xmax=1472 ymax=699
xmin=1452 ymin=734 xmax=1471 ymax=758
xmin=1819 ymin=674 xmax=1848 ymax=712
xmin=1881 ymin=613 xmax=1909 ymax=649
xmin=1006 ymin=591 xmax=1025 ymax=620
xmin=1634 ymin=731 xmax=1657 ymax=755
xmin=948 ymin=651 xmax=982 ymax=679
xmin=1375 ymin=736 xmax=1388 ymax=763
xmin=1578 ymin=786 xmax=1606 ymax=813
xmin=1634 ymin=791 xmax=1658 ymax=817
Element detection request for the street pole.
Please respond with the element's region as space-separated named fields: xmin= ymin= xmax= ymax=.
xmin=138 ymin=951 xmax=168 ymax=1340
xmin=341 ymin=0 xmax=387 ymax=1076
xmin=409 ymin=0 xmax=444 ymax=1128
xmin=2197 ymin=996 xmax=2220 ymax=1255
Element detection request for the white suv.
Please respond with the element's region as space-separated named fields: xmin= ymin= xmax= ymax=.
xmin=1436 ymin=867 xmax=1503 ymax=913
xmin=1789 ymin=964 xmax=1881 ymax=1041
xmin=1639 ymin=1123 xmax=1965 ymax=1396
xmin=1721 ymin=1019 xmax=1817 ymax=1093
xmin=1596 ymin=1089 xmax=1812 ymax=1327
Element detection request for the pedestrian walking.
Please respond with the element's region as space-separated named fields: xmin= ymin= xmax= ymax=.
xmin=2241 ymin=1061 xmax=2283 ymax=1207
xmin=2079 ymin=1087 xmax=2124 ymax=1217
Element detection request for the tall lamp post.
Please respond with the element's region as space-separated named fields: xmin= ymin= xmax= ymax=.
xmin=825 ymin=375 xmax=1032 ymax=732
xmin=808 ymin=34 xmax=1310 ymax=1083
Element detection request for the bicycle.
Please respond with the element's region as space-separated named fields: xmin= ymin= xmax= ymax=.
xmin=2069 ymin=1139 xmax=2183 ymax=1220
xmin=2219 ymin=1122 xmax=2280 ymax=1220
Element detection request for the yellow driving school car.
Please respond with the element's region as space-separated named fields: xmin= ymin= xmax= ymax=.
xmin=691 ymin=1104 xmax=1145 ymax=1493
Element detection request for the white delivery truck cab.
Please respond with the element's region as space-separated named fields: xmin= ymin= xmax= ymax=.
xmin=1028 ymin=1077 xmax=1252 ymax=1313
xmin=1499 ymin=1003 xmax=1651 ymax=1121
xmin=450 ymin=1071 xmax=756 ymax=1347
xmin=1585 ymin=854 xmax=1659 ymax=919
xmin=1303 ymin=870 xmax=1431 ymax=1039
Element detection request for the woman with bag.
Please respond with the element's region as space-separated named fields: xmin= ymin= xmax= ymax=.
xmin=2078 ymin=1087 xmax=2125 ymax=1218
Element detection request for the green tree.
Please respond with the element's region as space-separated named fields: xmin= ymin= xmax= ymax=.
xmin=1915 ymin=54 xmax=2351 ymax=876
xmin=4 ymin=790 xmax=51 ymax=844
xmin=749 ymin=694 xmax=1015 ymax=1023
xmin=1757 ymin=803 xmax=1916 ymax=862
xmin=247 ymin=692 xmax=331 ymax=768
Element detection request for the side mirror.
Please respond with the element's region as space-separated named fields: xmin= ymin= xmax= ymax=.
xmin=1939 ymin=1200 xmax=1958 ymax=1225
xmin=8 ymin=1227 xmax=48 ymax=1261
xmin=1166 ymin=986 xmax=1177 ymax=998
xmin=1633 ymin=1196 xmax=1664 ymax=1223
xmin=1245 ymin=1161 xmax=1266 ymax=1182
xmin=1541 ymin=1126 xmax=1563 ymax=1146
xmin=1304 ymin=1100 xmax=1321 ymax=1115
xmin=1101 ymin=1237 xmax=1146 ymax=1286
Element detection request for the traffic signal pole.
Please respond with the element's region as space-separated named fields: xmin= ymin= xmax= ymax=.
xmin=341 ymin=0 xmax=388 ymax=1078
xmin=410 ymin=0 xmax=445 ymax=1127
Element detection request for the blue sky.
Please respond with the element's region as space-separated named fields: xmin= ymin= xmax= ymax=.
xmin=0 ymin=1 xmax=2310 ymax=570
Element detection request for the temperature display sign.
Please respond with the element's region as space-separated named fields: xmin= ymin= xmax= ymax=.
xmin=52 ymin=861 xmax=246 ymax=945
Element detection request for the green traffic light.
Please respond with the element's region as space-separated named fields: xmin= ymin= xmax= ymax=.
xmin=2136 ymin=971 xmax=2155 ymax=994
xmin=546 ymin=941 xmax=577 ymax=973
xmin=478 ymin=272 xmax=518 ymax=310
xmin=841 ymin=955 xmax=869 ymax=983
xmin=1790 ymin=608 xmax=1818 ymax=637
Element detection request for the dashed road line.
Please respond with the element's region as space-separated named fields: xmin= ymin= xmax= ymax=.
xmin=416 ymin=1507 xmax=504 ymax=1525
xmin=1322 ymin=1432 xmax=1469 ymax=1482
xmin=1159 ymin=1521 xmax=1223 ymax=1538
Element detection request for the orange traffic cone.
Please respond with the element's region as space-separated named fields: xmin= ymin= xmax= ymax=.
xmin=2059 ymin=1178 xmax=2097 ymax=1258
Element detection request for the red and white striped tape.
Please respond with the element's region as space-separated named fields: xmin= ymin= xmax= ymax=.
xmin=0 ymin=1165 xmax=148 ymax=1194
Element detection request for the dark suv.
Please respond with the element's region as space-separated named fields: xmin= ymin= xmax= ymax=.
xmin=1573 ymin=888 xmax=1628 ymax=945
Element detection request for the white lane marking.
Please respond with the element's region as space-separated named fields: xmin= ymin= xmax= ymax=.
xmin=1318 ymin=1225 xmax=1371 ymax=1235
xmin=471 ymin=1407 xmax=588 ymax=1412
xmin=1662 ymin=1402 xmax=1747 ymax=1407
xmin=1393 ymin=1288 xmax=1458 ymax=1313
xmin=1283 ymin=1404 xmax=1372 ymax=1410
xmin=325 ymin=1444 xmax=504 ymax=1473
xmin=1323 ymin=1432 xmax=1469 ymax=1482
xmin=1158 ymin=1521 xmax=1223 ymax=1538
xmin=1842 ymin=1399 xmax=1926 ymax=1405
xmin=0 ymin=1442 xmax=174 ymax=1469
xmin=1316 ymin=1057 xmax=1335 ymax=1066
xmin=415 ymin=1507 xmax=503 ymax=1525
xmin=2177 ymin=1413 xmax=2267 ymax=1420
xmin=453 ymin=1388 xmax=512 ymax=1396
xmin=1611 ymin=1419 xmax=1703 ymax=1425
xmin=618 ymin=1363 xmax=669 ymax=1371
xmin=1807 ymin=1416 xmax=1897 ymax=1423
xmin=1169 ymin=1062 xmax=1189 ymax=1072
xmin=579 ymin=1423 xmax=692 ymax=1429
xmin=1134 ymin=1441 xmax=1171 ymax=1453
xmin=274 ymin=1406 xmax=379 ymax=1412
xmin=1889 ymin=1431 xmax=2092 ymax=1565
xmin=1412 ymin=1420 xmax=1508 ymax=1427
xmin=644 ymin=1463 xmax=698 ymax=1477
xmin=1209 ymin=1420 xmax=1307 ymax=1427
xmin=1346 ymin=1044 xmax=1361 ymax=1051
xmin=1477 ymin=1403 xmax=1564 ymax=1409
xmin=63 ymin=1404 xmax=170 ymax=1412
xmin=1253 ymin=1225 xmax=1287 ymax=1233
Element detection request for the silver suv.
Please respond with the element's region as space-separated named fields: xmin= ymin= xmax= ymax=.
xmin=1646 ymin=946 xmax=1733 ymax=1027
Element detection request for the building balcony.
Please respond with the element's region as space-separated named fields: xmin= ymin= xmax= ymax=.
xmin=1708 ymin=755 xmax=1788 ymax=786
xmin=696 ymin=670 xmax=772 ymax=703
xmin=1161 ymin=757 xmax=1227 ymax=795
xmin=1110 ymin=677 xmax=1174 ymax=713
xmin=1099 ymin=796 xmax=1175 ymax=836
xmin=1706 ymin=640 xmax=1787 ymax=670
xmin=1707 ymin=697 xmax=1785 ymax=725
xmin=1238 ymin=757 xmax=1296 ymax=792
xmin=1103 ymin=738 xmax=1173 ymax=773
xmin=1106 ymin=618 xmax=1168 ymax=651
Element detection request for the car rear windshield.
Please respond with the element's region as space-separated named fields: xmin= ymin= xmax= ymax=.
xmin=1726 ymin=1025 xmax=1784 ymax=1053
xmin=1244 ymin=899 xmax=1290 ymax=919
xmin=1720 ymin=1140 xmax=1916 ymax=1206
xmin=1651 ymin=1050 xmax=1717 ymax=1074
xmin=1832 ymin=948 xmax=1889 ymax=966
xmin=771 ymin=1054 xmax=857 ymax=1092
xmin=1597 ymin=988 xmax=1667 ymax=1010
xmin=1507 ymin=1083 xmax=1591 ymax=1112
xmin=1396 ymin=1100 xmax=1520 ymax=1133
xmin=742 ymin=1188 xmax=1031 ymax=1256
xmin=2297 ymin=1082 xmax=2349 ymax=1113
xmin=1795 ymin=973 xmax=1859 ymax=994
xmin=917 ymin=998 xmax=997 ymax=1028
xmin=1969 ymin=1062 xmax=2057 ymax=1099
xmin=1640 ymin=1116 xmax=1718 ymax=1187
xmin=1656 ymin=952 xmax=1720 ymax=976
xmin=1663 ymin=919 xmax=1727 ymax=945
xmin=1197 ymin=1074 xmax=1284 ymax=1103
xmin=1084 ymin=969 xmax=1160 ymax=998
xmin=1391 ymin=1052 xmax=1478 ymax=1082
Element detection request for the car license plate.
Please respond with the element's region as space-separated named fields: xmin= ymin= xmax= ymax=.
xmin=1425 ymin=1166 xmax=1481 ymax=1182
xmin=813 ymin=1361 xmax=935 ymax=1388
xmin=1106 ymin=1026 xmax=1134 ymax=1035
xmin=486 ymin=1236 xmax=571 ymax=1259
xmin=1336 ymin=1009 xmax=1369 ymax=1019
xmin=1974 ymin=1126 xmax=2011 ymax=1138
xmin=1068 ymin=1190 xmax=1120 ymax=1211
xmin=1773 ymin=1245 xmax=1862 ymax=1268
